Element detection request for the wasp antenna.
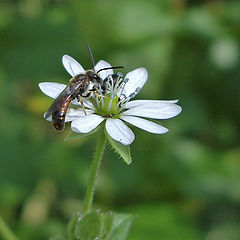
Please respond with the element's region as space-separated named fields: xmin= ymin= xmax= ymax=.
xmin=97 ymin=66 xmax=124 ymax=74
xmin=86 ymin=42 xmax=95 ymax=68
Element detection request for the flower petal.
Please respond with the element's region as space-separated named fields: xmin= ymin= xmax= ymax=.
xmin=119 ymin=68 xmax=148 ymax=98
xmin=71 ymin=97 xmax=95 ymax=109
xmin=39 ymin=82 xmax=66 ymax=99
xmin=66 ymin=108 xmax=93 ymax=122
xmin=71 ymin=114 xmax=104 ymax=133
xmin=105 ymin=118 xmax=135 ymax=145
xmin=121 ymin=116 xmax=168 ymax=134
xmin=123 ymin=103 xmax=182 ymax=119
xmin=62 ymin=55 xmax=85 ymax=77
xmin=43 ymin=112 xmax=51 ymax=121
xmin=94 ymin=60 xmax=113 ymax=79
xmin=39 ymin=82 xmax=95 ymax=109
xmin=124 ymin=99 xmax=179 ymax=109
xmin=44 ymin=108 xmax=93 ymax=122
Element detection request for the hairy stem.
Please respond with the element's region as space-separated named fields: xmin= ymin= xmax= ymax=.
xmin=0 ymin=216 xmax=19 ymax=240
xmin=83 ymin=130 xmax=106 ymax=214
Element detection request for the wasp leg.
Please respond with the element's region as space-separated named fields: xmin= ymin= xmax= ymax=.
xmin=91 ymin=90 xmax=106 ymax=100
xmin=78 ymin=96 xmax=87 ymax=115
xmin=94 ymin=92 xmax=103 ymax=99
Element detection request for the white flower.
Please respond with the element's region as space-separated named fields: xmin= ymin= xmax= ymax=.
xmin=39 ymin=55 xmax=182 ymax=145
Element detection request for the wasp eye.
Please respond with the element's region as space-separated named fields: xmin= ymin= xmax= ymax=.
xmin=95 ymin=75 xmax=101 ymax=83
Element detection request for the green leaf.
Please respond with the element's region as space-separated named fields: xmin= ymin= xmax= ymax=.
xmin=105 ymin=129 xmax=132 ymax=165
xmin=99 ymin=211 xmax=114 ymax=239
xmin=67 ymin=212 xmax=80 ymax=240
xmin=75 ymin=211 xmax=101 ymax=240
xmin=105 ymin=213 xmax=133 ymax=240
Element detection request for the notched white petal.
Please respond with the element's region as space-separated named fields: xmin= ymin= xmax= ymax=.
xmin=123 ymin=103 xmax=182 ymax=119
xmin=71 ymin=114 xmax=104 ymax=133
xmin=105 ymin=118 xmax=135 ymax=145
xmin=119 ymin=68 xmax=148 ymax=98
xmin=124 ymin=99 xmax=179 ymax=109
xmin=94 ymin=60 xmax=113 ymax=80
xmin=65 ymin=109 xmax=93 ymax=122
xmin=121 ymin=116 xmax=168 ymax=134
xmin=43 ymin=108 xmax=92 ymax=122
xmin=39 ymin=82 xmax=66 ymax=99
xmin=44 ymin=112 xmax=52 ymax=121
xmin=62 ymin=55 xmax=85 ymax=77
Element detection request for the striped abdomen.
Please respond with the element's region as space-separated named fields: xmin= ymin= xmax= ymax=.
xmin=52 ymin=97 xmax=72 ymax=131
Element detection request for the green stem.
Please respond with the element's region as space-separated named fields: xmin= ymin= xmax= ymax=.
xmin=83 ymin=130 xmax=106 ymax=214
xmin=0 ymin=216 xmax=19 ymax=240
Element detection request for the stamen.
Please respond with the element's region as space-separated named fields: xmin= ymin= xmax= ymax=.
xmin=108 ymin=75 xmax=114 ymax=93
xmin=122 ymin=96 xmax=130 ymax=105
xmin=135 ymin=87 xmax=140 ymax=93
xmin=120 ymin=93 xmax=127 ymax=100
xmin=117 ymin=72 xmax=123 ymax=78
xmin=113 ymin=103 xmax=119 ymax=113
xmin=117 ymin=96 xmax=131 ymax=112
xmin=90 ymin=72 xmax=140 ymax=116
xmin=129 ymin=93 xmax=136 ymax=99
xmin=107 ymin=97 xmax=113 ymax=114
xmin=100 ymin=95 xmax=104 ymax=109
xmin=127 ymin=86 xmax=141 ymax=100
xmin=96 ymin=95 xmax=100 ymax=108
xmin=113 ymin=74 xmax=122 ymax=92
xmin=119 ymin=78 xmax=129 ymax=98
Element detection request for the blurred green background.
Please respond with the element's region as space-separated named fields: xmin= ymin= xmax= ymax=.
xmin=0 ymin=0 xmax=240 ymax=239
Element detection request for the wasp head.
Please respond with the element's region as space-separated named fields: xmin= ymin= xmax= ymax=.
xmin=86 ymin=70 xmax=102 ymax=84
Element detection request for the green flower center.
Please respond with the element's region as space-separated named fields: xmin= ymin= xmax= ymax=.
xmin=91 ymin=94 xmax=121 ymax=118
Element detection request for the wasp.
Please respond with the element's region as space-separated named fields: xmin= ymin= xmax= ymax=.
xmin=45 ymin=43 xmax=123 ymax=131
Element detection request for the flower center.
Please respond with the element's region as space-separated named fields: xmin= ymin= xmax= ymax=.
xmin=89 ymin=72 xmax=136 ymax=118
xmin=93 ymin=94 xmax=120 ymax=117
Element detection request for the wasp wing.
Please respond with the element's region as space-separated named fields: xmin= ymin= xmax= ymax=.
xmin=44 ymin=81 xmax=83 ymax=119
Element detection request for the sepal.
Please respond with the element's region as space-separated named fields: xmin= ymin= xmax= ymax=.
xmin=105 ymin=129 xmax=132 ymax=165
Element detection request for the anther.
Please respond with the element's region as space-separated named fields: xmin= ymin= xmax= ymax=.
xmin=120 ymin=93 xmax=127 ymax=100
xmin=119 ymin=78 xmax=129 ymax=98
xmin=130 ymin=93 xmax=136 ymax=99
xmin=119 ymin=96 xmax=131 ymax=109
xmin=117 ymin=72 xmax=123 ymax=78
xmin=135 ymin=87 xmax=140 ymax=93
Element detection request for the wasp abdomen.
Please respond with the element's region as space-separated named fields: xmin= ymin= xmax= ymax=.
xmin=52 ymin=110 xmax=66 ymax=131
xmin=52 ymin=97 xmax=72 ymax=131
